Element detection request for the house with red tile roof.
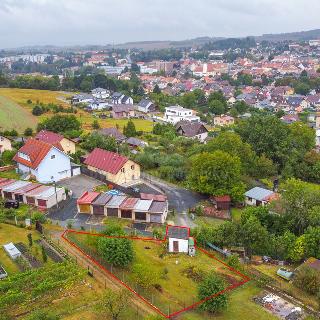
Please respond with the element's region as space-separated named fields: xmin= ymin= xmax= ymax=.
xmin=84 ymin=148 xmax=140 ymax=185
xmin=13 ymin=138 xmax=73 ymax=183
xmin=35 ymin=130 xmax=76 ymax=154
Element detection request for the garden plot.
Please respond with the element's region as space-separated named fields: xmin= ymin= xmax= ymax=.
xmin=63 ymin=230 xmax=249 ymax=318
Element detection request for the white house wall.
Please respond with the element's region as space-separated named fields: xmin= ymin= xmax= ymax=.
xmin=168 ymin=238 xmax=189 ymax=253
xmin=36 ymin=148 xmax=72 ymax=183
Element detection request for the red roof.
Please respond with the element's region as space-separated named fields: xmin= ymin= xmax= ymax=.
xmin=13 ymin=138 xmax=63 ymax=169
xmin=84 ymin=148 xmax=128 ymax=174
xmin=213 ymin=195 xmax=231 ymax=202
xmin=120 ymin=197 xmax=138 ymax=209
xmin=140 ymin=193 xmax=167 ymax=202
xmin=77 ymin=191 xmax=100 ymax=205
xmin=35 ymin=130 xmax=64 ymax=144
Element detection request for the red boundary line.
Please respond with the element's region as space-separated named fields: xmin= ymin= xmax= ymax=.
xmin=61 ymin=228 xmax=250 ymax=319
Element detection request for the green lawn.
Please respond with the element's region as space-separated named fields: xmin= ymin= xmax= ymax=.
xmin=231 ymin=208 xmax=244 ymax=222
xmin=0 ymin=223 xmax=41 ymax=274
xmin=0 ymin=169 xmax=20 ymax=180
xmin=195 ymin=216 xmax=226 ymax=228
xmin=181 ymin=282 xmax=277 ymax=320
xmin=0 ymin=95 xmax=37 ymax=132
xmin=66 ymin=232 xmax=245 ymax=317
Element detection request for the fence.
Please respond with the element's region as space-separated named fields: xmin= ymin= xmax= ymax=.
xmin=81 ymin=166 xmax=139 ymax=197
xmin=65 ymin=231 xmax=197 ymax=318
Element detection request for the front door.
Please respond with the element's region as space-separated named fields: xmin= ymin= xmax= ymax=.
xmin=173 ymin=241 xmax=179 ymax=253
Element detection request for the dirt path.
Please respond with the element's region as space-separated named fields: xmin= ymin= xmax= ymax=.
xmin=50 ymin=231 xmax=158 ymax=318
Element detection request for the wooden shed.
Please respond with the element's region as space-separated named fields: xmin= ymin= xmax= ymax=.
xmin=212 ymin=195 xmax=231 ymax=210
xmin=91 ymin=193 xmax=112 ymax=215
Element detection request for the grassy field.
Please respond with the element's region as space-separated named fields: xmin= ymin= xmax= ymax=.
xmin=79 ymin=112 xmax=154 ymax=132
xmin=67 ymin=232 xmax=249 ymax=317
xmin=0 ymin=88 xmax=70 ymax=108
xmin=0 ymin=223 xmax=41 ymax=274
xmin=0 ymin=96 xmax=38 ymax=132
xmin=0 ymin=88 xmax=154 ymax=134
xmin=195 ymin=216 xmax=226 ymax=228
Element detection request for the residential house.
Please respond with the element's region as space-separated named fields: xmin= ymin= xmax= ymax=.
xmin=111 ymin=92 xmax=133 ymax=105
xmin=13 ymin=138 xmax=73 ymax=183
xmin=111 ymin=104 xmax=135 ymax=119
xmin=213 ymin=115 xmax=235 ymax=127
xmin=91 ymin=88 xmax=110 ymax=99
xmin=88 ymin=99 xmax=109 ymax=110
xmin=84 ymin=148 xmax=140 ymax=185
xmin=98 ymin=127 xmax=126 ymax=143
xmin=35 ymin=130 xmax=76 ymax=154
xmin=137 ymin=99 xmax=156 ymax=113
xmin=0 ymin=136 xmax=12 ymax=154
xmin=175 ymin=121 xmax=208 ymax=142
xmin=72 ymin=93 xmax=94 ymax=104
xmin=164 ymin=106 xmax=200 ymax=124
xmin=245 ymin=187 xmax=278 ymax=206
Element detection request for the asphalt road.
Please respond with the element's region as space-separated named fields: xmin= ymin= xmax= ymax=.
xmin=142 ymin=178 xmax=207 ymax=213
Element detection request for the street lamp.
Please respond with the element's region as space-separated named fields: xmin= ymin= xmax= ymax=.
xmin=51 ymin=177 xmax=59 ymax=209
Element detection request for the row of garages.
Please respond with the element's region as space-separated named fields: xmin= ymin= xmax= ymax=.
xmin=77 ymin=191 xmax=168 ymax=224
xmin=0 ymin=178 xmax=66 ymax=209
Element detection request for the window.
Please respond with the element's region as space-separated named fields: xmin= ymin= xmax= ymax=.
xmin=121 ymin=168 xmax=125 ymax=173
xmin=131 ymin=165 xmax=135 ymax=170
xmin=51 ymin=155 xmax=55 ymax=159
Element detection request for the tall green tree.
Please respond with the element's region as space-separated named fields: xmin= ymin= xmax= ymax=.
xmin=188 ymin=150 xmax=245 ymax=202
xmin=123 ymin=119 xmax=137 ymax=137
xmin=198 ymin=272 xmax=228 ymax=313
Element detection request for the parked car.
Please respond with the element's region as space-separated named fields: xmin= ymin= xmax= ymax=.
xmin=4 ymin=199 xmax=19 ymax=209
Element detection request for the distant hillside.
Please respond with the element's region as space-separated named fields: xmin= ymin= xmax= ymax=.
xmin=256 ymin=29 xmax=320 ymax=42
xmin=4 ymin=29 xmax=320 ymax=53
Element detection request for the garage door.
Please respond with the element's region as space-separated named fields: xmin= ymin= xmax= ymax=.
xmin=15 ymin=194 xmax=23 ymax=202
xmin=92 ymin=205 xmax=104 ymax=215
xmin=107 ymin=208 xmax=118 ymax=217
xmin=150 ymin=214 xmax=162 ymax=223
xmin=135 ymin=212 xmax=146 ymax=221
xmin=26 ymin=196 xmax=35 ymax=205
xmin=121 ymin=210 xmax=132 ymax=219
xmin=37 ymin=199 xmax=47 ymax=208
xmin=79 ymin=204 xmax=91 ymax=213
xmin=3 ymin=192 xmax=12 ymax=199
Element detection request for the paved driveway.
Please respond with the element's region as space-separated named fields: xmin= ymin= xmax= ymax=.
xmin=141 ymin=177 xmax=207 ymax=213
xmin=58 ymin=174 xmax=102 ymax=198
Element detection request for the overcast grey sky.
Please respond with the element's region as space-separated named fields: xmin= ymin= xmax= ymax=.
xmin=0 ymin=0 xmax=319 ymax=48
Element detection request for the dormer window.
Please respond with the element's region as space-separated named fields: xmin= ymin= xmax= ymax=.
xmin=18 ymin=152 xmax=30 ymax=161
xmin=51 ymin=155 xmax=55 ymax=159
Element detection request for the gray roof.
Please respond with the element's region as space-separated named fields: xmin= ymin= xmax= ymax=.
xmin=134 ymin=199 xmax=153 ymax=212
xmin=139 ymin=99 xmax=153 ymax=108
xmin=126 ymin=137 xmax=147 ymax=147
xmin=2 ymin=181 xmax=30 ymax=192
xmin=245 ymin=187 xmax=275 ymax=201
xmin=167 ymin=226 xmax=189 ymax=240
xmin=106 ymin=195 xmax=127 ymax=207
xmin=112 ymin=92 xmax=123 ymax=99
xmin=175 ymin=121 xmax=207 ymax=137
xmin=99 ymin=128 xmax=126 ymax=141
xmin=92 ymin=193 xmax=112 ymax=206
xmin=149 ymin=201 xmax=167 ymax=214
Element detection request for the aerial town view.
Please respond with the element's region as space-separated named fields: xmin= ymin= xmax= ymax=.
xmin=1 ymin=1 xmax=320 ymax=319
